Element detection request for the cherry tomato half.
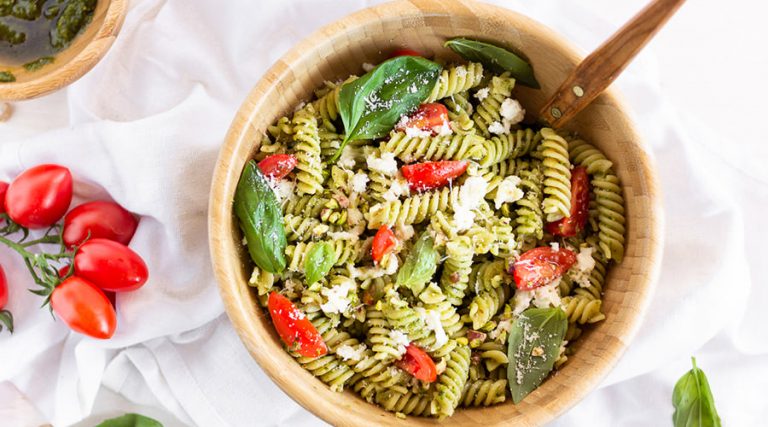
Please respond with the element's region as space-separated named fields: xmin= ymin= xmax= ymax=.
xmin=395 ymin=344 xmax=437 ymax=383
xmin=258 ymin=154 xmax=298 ymax=180
xmin=395 ymin=103 xmax=450 ymax=135
xmin=51 ymin=276 xmax=116 ymax=339
xmin=0 ymin=181 xmax=8 ymax=214
xmin=372 ymin=225 xmax=397 ymax=264
xmin=74 ymin=239 xmax=149 ymax=292
xmin=268 ymin=292 xmax=327 ymax=358
xmin=511 ymin=247 xmax=577 ymax=290
xmin=546 ymin=167 xmax=590 ymax=237
xmin=401 ymin=160 xmax=468 ymax=192
xmin=390 ymin=48 xmax=423 ymax=58
xmin=63 ymin=201 xmax=138 ymax=248
xmin=5 ymin=164 xmax=72 ymax=229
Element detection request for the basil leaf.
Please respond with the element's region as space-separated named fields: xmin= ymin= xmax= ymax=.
xmin=673 ymin=357 xmax=722 ymax=427
xmin=304 ymin=242 xmax=335 ymax=285
xmin=95 ymin=413 xmax=163 ymax=427
xmin=507 ymin=307 xmax=567 ymax=403
xmin=445 ymin=38 xmax=540 ymax=89
xmin=331 ymin=56 xmax=442 ymax=162
xmin=396 ymin=232 xmax=438 ymax=295
xmin=234 ymin=160 xmax=287 ymax=274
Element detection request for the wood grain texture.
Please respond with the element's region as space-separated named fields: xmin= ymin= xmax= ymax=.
xmin=208 ymin=0 xmax=665 ymax=425
xmin=539 ymin=0 xmax=686 ymax=128
xmin=0 ymin=0 xmax=127 ymax=101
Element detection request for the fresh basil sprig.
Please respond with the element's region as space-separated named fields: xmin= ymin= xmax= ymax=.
xmin=507 ymin=307 xmax=567 ymax=403
xmin=673 ymin=357 xmax=722 ymax=427
xmin=331 ymin=56 xmax=442 ymax=162
xmin=234 ymin=160 xmax=287 ymax=274
xmin=396 ymin=231 xmax=438 ymax=294
xmin=445 ymin=38 xmax=540 ymax=89
xmin=95 ymin=413 xmax=163 ymax=427
xmin=304 ymin=242 xmax=336 ymax=285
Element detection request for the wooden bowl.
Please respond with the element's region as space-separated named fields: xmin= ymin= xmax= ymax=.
xmin=0 ymin=0 xmax=127 ymax=101
xmin=209 ymin=0 xmax=664 ymax=425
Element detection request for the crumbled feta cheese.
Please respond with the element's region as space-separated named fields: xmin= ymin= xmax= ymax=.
xmin=405 ymin=126 xmax=433 ymax=138
xmin=572 ymin=246 xmax=596 ymax=288
xmin=550 ymin=242 xmax=560 ymax=252
xmin=273 ymin=180 xmax=296 ymax=202
xmin=493 ymin=175 xmax=524 ymax=208
xmin=435 ymin=122 xmax=453 ymax=136
xmin=453 ymin=206 xmax=476 ymax=231
xmin=382 ymin=254 xmax=399 ymax=275
xmin=320 ymin=278 xmax=356 ymax=315
xmin=488 ymin=121 xmax=507 ymax=135
xmin=389 ymin=330 xmax=410 ymax=356
xmin=351 ymin=172 xmax=369 ymax=193
xmin=382 ymin=177 xmax=410 ymax=202
xmin=337 ymin=344 xmax=367 ymax=361
xmin=500 ymin=98 xmax=525 ymax=126
xmin=454 ymin=65 xmax=467 ymax=78
xmin=338 ymin=145 xmax=357 ymax=169
xmin=367 ymin=152 xmax=398 ymax=176
xmin=362 ymin=62 xmax=375 ymax=72
xmin=452 ymin=177 xmax=488 ymax=231
xmin=474 ymin=87 xmax=489 ymax=101
xmin=532 ymin=280 xmax=562 ymax=309
xmin=423 ymin=309 xmax=448 ymax=348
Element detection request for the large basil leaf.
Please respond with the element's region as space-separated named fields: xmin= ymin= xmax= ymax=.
xmin=331 ymin=56 xmax=442 ymax=162
xmin=445 ymin=38 xmax=540 ymax=89
xmin=396 ymin=232 xmax=438 ymax=295
xmin=304 ymin=242 xmax=335 ymax=285
xmin=234 ymin=160 xmax=287 ymax=274
xmin=673 ymin=358 xmax=722 ymax=427
xmin=95 ymin=413 xmax=163 ymax=427
xmin=507 ymin=307 xmax=567 ymax=403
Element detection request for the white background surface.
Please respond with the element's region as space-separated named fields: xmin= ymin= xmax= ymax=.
xmin=0 ymin=0 xmax=766 ymax=426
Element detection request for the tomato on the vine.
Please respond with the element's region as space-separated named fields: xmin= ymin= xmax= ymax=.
xmin=0 ymin=181 xmax=8 ymax=214
xmin=4 ymin=164 xmax=72 ymax=229
xmin=63 ymin=201 xmax=138 ymax=248
xmin=51 ymin=276 xmax=116 ymax=339
xmin=74 ymin=239 xmax=149 ymax=292
xmin=0 ymin=265 xmax=11 ymax=333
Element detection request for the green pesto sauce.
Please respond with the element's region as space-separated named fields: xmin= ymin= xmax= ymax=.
xmin=0 ymin=0 xmax=96 ymax=78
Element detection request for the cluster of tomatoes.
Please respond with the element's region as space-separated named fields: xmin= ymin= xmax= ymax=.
xmin=0 ymin=164 xmax=148 ymax=339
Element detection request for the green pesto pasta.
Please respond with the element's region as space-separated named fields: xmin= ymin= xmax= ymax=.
xmin=237 ymin=52 xmax=627 ymax=419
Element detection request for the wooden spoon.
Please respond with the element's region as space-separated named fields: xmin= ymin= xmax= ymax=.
xmin=539 ymin=0 xmax=686 ymax=128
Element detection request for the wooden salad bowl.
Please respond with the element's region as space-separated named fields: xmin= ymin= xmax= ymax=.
xmin=0 ymin=0 xmax=127 ymax=101
xmin=209 ymin=0 xmax=664 ymax=425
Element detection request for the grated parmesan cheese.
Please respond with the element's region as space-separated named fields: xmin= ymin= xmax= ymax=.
xmin=493 ymin=175 xmax=524 ymax=208
xmin=572 ymin=246 xmax=596 ymax=288
xmin=474 ymin=87 xmax=489 ymax=101
xmin=351 ymin=172 xmax=369 ymax=193
xmin=452 ymin=176 xmax=488 ymax=231
xmin=367 ymin=152 xmax=398 ymax=176
xmin=488 ymin=121 xmax=506 ymax=135
xmin=424 ymin=309 xmax=448 ymax=348
xmin=338 ymin=145 xmax=357 ymax=169
xmin=337 ymin=344 xmax=367 ymax=361
xmin=389 ymin=330 xmax=410 ymax=357
xmin=320 ymin=278 xmax=356 ymax=315
xmin=405 ymin=126 xmax=433 ymax=138
xmin=382 ymin=177 xmax=410 ymax=202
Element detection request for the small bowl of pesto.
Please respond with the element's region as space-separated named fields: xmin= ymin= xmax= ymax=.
xmin=0 ymin=0 xmax=126 ymax=101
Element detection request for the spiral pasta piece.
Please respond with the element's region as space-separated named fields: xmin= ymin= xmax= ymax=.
xmin=376 ymin=389 xmax=433 ymax=416
xmin=367 ymin=185 xmax=463 ymax=229
xmin=366 ymin=310 xmax=406 ymax=361
xmin=460 ymin=379 xmax=507 ymax=407
xmin=432 ymin=344 xmax=471 ymax=418
xmin=286 ymin=240 xmax=359 ymax=272
xmin=568 ymin=138 xmax=614 ymax=175
xmin=293 ymin=106 xmax=325 ymax=195
xmin=477 ymin=341 xmax=509 ymax=372
xmin=426 ymin=62 xmax=484 ymax=102
xmin=283 ymin=214 xmax=330 ymax=242
xmin=472 ymin=74 xmax=515 ymax=137
xmin=468 ymin=285 xmax=510 ymax=330
xmin=514 ymin=161 xmax=544 ymax=247
xmin=283 ymin=194 xmax=327 ymax=218
xmin=593 ymin=172 xmax=626 ymax=262
xmin=380 ymin=131 xmax=486 ymax=163
xmin=561 ymin=295 xmax=606 ymax=324
xmin=479 ymin=128 xmax=541 ymax=168
xmin=290 ymin=351 xmax=355 ymax=392
xmin=539 ymin=128 xmax=572 ymax=222
xmin=312 ymin=76 xmax=357 ymax=132
xmin=439 ymin=236 xmax=474 ymax=306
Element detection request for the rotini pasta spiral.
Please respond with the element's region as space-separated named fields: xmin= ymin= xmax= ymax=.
xmin=513 ymin=161 xmax=544 ymax=247
xmin=593 ymin=172 xmax=626 ymax=262
xmin=479 ymin=128 xmax=541 ymax=168
xmin=561 ymin=295 xmax=606 ymax=324
xmin=568 ymin=138 xmax=614 ymax=175
xmin=376 ymin=389 xmax=433 ymax=417
xmin=283 ymin=214 xmax=330 ymax=242
xmin=439 ymin=236 xmax=474 ymax=306
xmin=367 ymin=185 xmax=463 ymax=229
xmin=426 ymin=62 xmax=484 ymax=102
xmin=312 ymin=76 xmax=358 ymax=132
xmin=286 ymin=240 xmax=360 ymax=272
xmin=290 ymin=351 xmax=355 ymax=392
xmin=539 ymin=128 xmax=572 ymax=222
xmin=432 ymin=344 xmax=471 ymax=418
xmin=477 ymin=341 xmax=508 ymax=372
xmin=283 ymin=194 xmax=327 ymax=218
xmin=380 ymin=131 xmax=486 ymax=163
xmin=472 ymin=74 xmax=515 ymax=137
xmin=460 ymin=379 xmax=507 ymax=407
xmin=468 ymin=285 xmax=510 ymax=330
xmin=293 ymin=106 xmax=325 ymax=195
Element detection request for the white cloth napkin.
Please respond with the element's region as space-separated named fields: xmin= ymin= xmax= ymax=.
xmin=0 ymin=0 xmax=765 ymax=426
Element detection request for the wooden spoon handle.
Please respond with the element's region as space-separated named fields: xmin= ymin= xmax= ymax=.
xmin=539 ymin=0 xmax=686 ymax=128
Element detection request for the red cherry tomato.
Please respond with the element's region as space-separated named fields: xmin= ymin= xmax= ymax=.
xmin=0 ymin=181 xmax=8 ymax=214
xmin=268 ymin=292 xmax=327 ymax=358
xmin=395 ymin=344 xmax=437 ymax=383
xmin=372 ymin=225 xmax=397 ymax=264
xmin=546 ymin=167 xmax=590 ymax=237
xmin=63 ymin=201 xmax=138 ymax=248
xmin=258 ymin=154 xmax=298 ymax=180
xmin=395 ymin=103 xmax=450 ymax=135
xmin=0 ymin=265 xmax=7 ymax=310
xmin=4 ymin=164 xmax=72 ymax=229
xmin=390 ymin=48 xmax=423 ymax=58
xmin=401 ymin=160 xmax=468 ymax=192
xmin=51 ymin=276 xmax=116 ymax=339
xmin=512 ymin=247 xmax=577 ymax=290
xmin=74 ymin=239 xmax=149 ymax=292
xmin=58 ymin=264 xmax=115 ymax=307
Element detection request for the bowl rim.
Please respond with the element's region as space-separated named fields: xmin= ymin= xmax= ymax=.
xmin=0 ymin=0 xmax=127 ymax=101
xmin=208 ymin=0 xmax=665 ymax=425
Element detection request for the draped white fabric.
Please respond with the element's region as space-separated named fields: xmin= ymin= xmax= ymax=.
xmin=0 ymin=1 xmax=765 ymax=426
